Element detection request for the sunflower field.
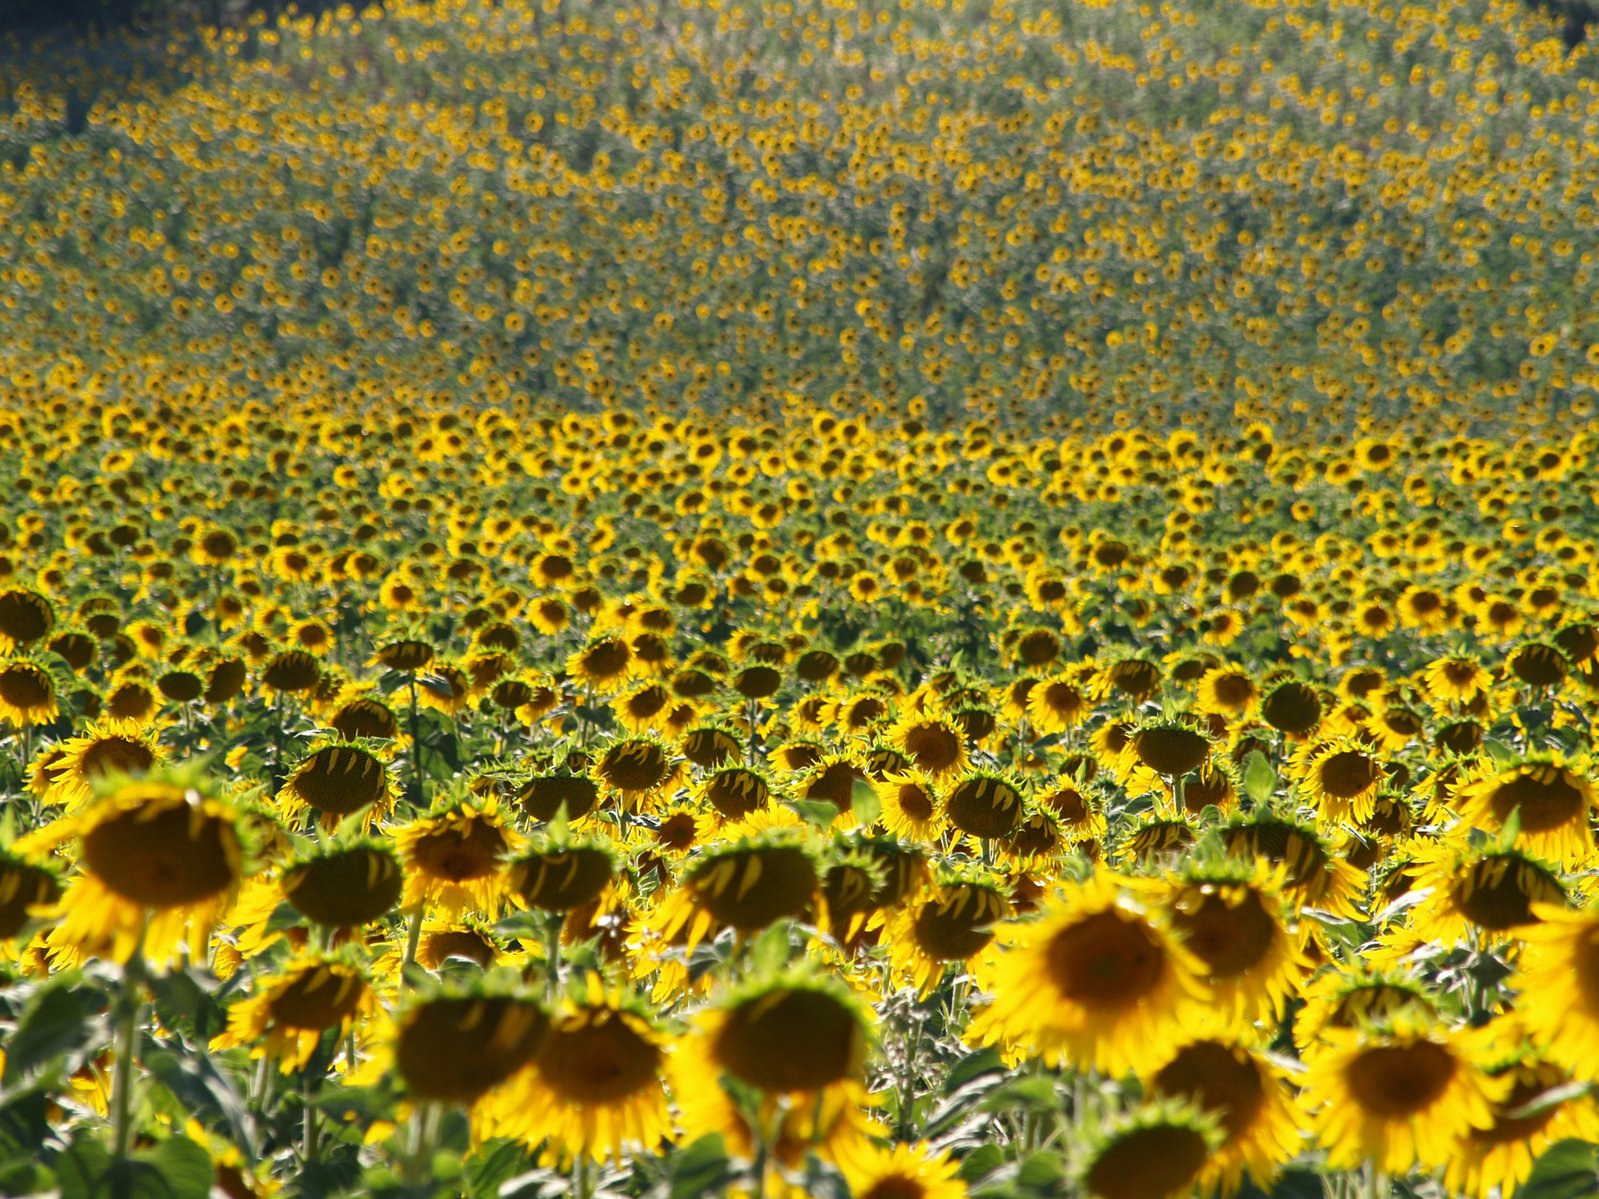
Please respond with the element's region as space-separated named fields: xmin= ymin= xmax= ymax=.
xmin=4 ymin=1 xmax=1599 ymax=1197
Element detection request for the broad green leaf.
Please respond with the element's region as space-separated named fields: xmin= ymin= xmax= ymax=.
xmin=1518 ymin=1139 xmax=1599 ymax=1199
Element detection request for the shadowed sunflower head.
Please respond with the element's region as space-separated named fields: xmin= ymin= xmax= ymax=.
xmin=700 ymin=970 xmax=871 ymax=1095
xmin=510 ymin=835 xmax=618 ymax=913
xmin=1078 ymin=1100 xmax=1221 ymax=1199
xmin=679 ymin=723 xmax=742 ymax=768
xmin=279 ymin=737 xmax=397 ymax=828
xmin=0 ymin=588 xmax=55 ymax=650
xmin=280 ymin=839 xmax=404 ymax=929
xmin=395 ymin=976 xmax=550 ymax=1104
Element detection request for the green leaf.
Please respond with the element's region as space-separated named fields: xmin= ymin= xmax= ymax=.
xmin=0 ymin=1159 xmax=52 ymax=1197
xmin=982 ymin=1075 xmax=1057 ymax=1114
xmin=850 ymin=778 xmax=881 ymax=827
xmin=944 ymin=1048 xmax=1005 ymax=1093
xmin=2 ymin=977 xmax=102 ymax=1086
xmin=1518 ymin=1139 xmax=1599 ymax=1199
xmin=786 ymin=799 xmax=839 ymax=828
xmin=668 ymin=1134 xmax=731 ymax=1199
xmin=750 ymin=921 xmax=794 ymax=976
xmin=136 ymin=1135 xmax=214 ymax=1199
xmin=1015 ymin=1152 xmax=1066 ymax=1189
xmin=465 ymin=1139 xmax=534 ymax=1199
xmin=957 ymin=1143 xmax=1005 ymax=1182
xmin=1504 ymin=1081 xmax=1594 ymax=1122
xmin=1240 ymin=751 xmax=1276 ymax=805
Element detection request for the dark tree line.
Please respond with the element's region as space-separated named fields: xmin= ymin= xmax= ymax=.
xmin=0 ymin=0 xmax=362 ymax=35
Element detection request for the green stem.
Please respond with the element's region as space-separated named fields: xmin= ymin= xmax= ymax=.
xmin=407 ymin=676 xmax=424 ymax=806
xmin=111 ymin=972 xmax=141 ymax=1161
xmin=544 ymin=913 xmax=562 ymax=1002
xmin=573 ymin=1154 xmax=593 ymax=1199
xmin=303 ymin=1070 xmax=320 ymax=1162
xmin=402 ymin=908 xmax=425 ymax=981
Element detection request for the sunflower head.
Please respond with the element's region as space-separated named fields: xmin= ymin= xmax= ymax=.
xmin=394 ymin=976 xmax=550 ymax=1103
xmin=1078 ymin=1100 xmax=1221 ymax=1199
xmin=280 ymin=839 xmax=404 ymax=928
xmin=279 ymin=737 xmax=397 ymax=828
xmin=510 ymin=835 xmax=618 ymax=913
xmin=703 ymin=970 xmax=872 ymax=1095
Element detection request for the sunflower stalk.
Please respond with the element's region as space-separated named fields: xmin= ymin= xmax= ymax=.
xmin=407 ymin=676 xmax=424 ymax=806
xmin=543 ymin=912 xmax=563 ymax=1001
xmin=110 ymin=926 xmax=148 ymax=1164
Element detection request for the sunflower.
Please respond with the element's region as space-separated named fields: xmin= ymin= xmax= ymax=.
xmin=1457 ymin=754 xmax=1598 ymax=867
xmin=888 ymin=709 xmax=969 ymax=778
xmin=1222 ymin=815 xmax=1367 ymax=920
xmin=0 ymin=587 xmax=54 ymax=650
xmin=393 ymin=796 xmax=518 ymax=919
xmin=394 ymin=981 xmax=550 ymax=1105
xmin=483 ymin=976 xmax=672 ymax=1163
xmin=1301 ymin=1018 xmax=1502 ymax=1174
xmin=567 ymin=635 xmax=635 ymax=695
xmin=968 ymin=871 xmax=1207 ymax=1077
xmin=279 ymin=840 xmax=405 ymax=930
xmin=46 ymin=718 xmax=162 ymax=808
xmin=42 ymin=775 xmax=246 ymax=967
xmin=1025 ymin=670 xmax=1093 ymax=736
xmin=1163 ymin=859 xmax=1309 ymax=1026
xmin=210 ymin=954 xmax=376 ymax=1072
xmin=0 ymin=656 xmax=58 ymax=727
xmin=1512 ymin=904 xmax=1599 ymax=1081
xmin=941 ymin=769 xmax=1025 ymax=842
xmin=1443 ymin=1031 xmax=1599 ymax=1199
xmin=509 ymin=837 xmax=617 ymax=914
xmin=1259 ymin=680 xmax=1323 ymax=737
xmin=884 ymin=873 xmax=1011 ymax=997
xmin=1403 ymin=839 xmax=1566 ymax=948
xmin=1196 ymin=666 xmax=1260 ymax=718
xmin=1293 ymin=737 xmax=1384 ymax=822
xmin=592 ymin=736 xmax=678 ymax=811
xmin=836 ymin=1141 xmax=967 ymax=1199
xmin=277 ymin=738 xmax=398 ymax=830
xmin=694 ymin=765 xmax=772 ymax=822
xmin=1149 ymin=1036 xmax=1302 ymax=1195
xmin=1078 ymin=1102 xmax=1220 ymax=1199
xmin=677 ymin=970 xmax=871 ymax=1098
xmin=1421 ymin=654 xmax=1492 ymax=707
xmin=0 ymin=848 xmax=62 ymax=942
xmin=651 ymin=830 xmax=819 ymax=950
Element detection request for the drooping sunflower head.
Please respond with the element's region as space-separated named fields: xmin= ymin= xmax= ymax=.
xmin=278 ymin=737 xmax=398 ymax=830
xmin=0 ymin=848 xmax=62 ymax=941
xmin=1077 ymin=1100 xmax=1221 ymax=1199
xmin=394 ymin=977 xmax=550 ymax=1104
xmin=678 ymin=829 xmax=819 ymax=938
xmin=370 ymin=635 xmax=436 ymax=675
xmin=279 ymin=839 xmax=405 ymax=929
xmin=696 ymin=970 xmax=872 ymax=1096
xmin=510 ymin=834 xmax=618 ymax=914
xmin=1130 ymin=715 xmax=1212 ymax=779
xmin=679 ymin=723 xmax=743 ymax=769
xmin=941 ymin=769 xmax=1026 ymax=841
xmin=1260 ymin=678 xmax=1324 ymax=738
xmin=591 ymin=735 xmax=677 ymax=810
xmin=888 ymin=869 xmax=1012 ymax=996
xmin=695 ymin=765 xmax=773 ymax=823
